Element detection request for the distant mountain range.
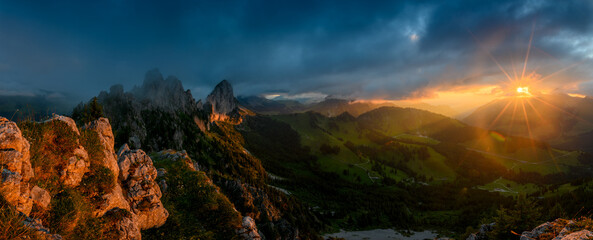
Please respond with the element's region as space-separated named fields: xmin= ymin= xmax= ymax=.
xmin=463 ymin=93 xmax=593 ymax=151
xmin=237 ymin=95 xmax=458 ymax=118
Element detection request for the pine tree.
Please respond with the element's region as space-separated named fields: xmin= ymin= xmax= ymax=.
xmin=488 ymin=194 xmax=542 ymax=239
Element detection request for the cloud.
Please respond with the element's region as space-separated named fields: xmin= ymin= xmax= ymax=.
xmin=0 ymin=0 xmax=592 ymax=103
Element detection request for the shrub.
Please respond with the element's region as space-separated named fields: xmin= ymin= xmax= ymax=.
xmin=79 ymin=165 xmax=115 ymax=200
xmin=143 ymin=158 xmax=242 ymax=240
xmin=80 ymin=129 xmax=107 ymax=165
xmin=0 ymin=195 xmax=39 ymax=240
xmin=19 ymin=120 xmax=80 ymax=195
xmin=49 ymin=188 xmax=89 ymax=234
xmin=488 ymin=194 xmax=542 ymax=239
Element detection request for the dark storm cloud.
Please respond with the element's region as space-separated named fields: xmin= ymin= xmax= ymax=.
xmin=0 ymin=0 xmax=592 ymax=102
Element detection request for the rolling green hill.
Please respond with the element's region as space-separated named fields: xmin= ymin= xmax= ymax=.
xmin=237 ymin=106 xmax=592 ymax=235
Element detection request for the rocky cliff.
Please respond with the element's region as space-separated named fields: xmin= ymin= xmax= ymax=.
xmin=0 ymin=115 xmax=168 ymax=239
xmin=203 ymin=80 xmax=244 ymax=123
xmin=96 ymin=69 xmax=204 ymax=151
xmin=74 ymin=71 xmax=323 ymax=239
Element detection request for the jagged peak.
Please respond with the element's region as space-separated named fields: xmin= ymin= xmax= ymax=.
xmin=143 ymin=68 xmax=165 ymax=87
xmin=205 ymin=79 xmax=238 ymax=118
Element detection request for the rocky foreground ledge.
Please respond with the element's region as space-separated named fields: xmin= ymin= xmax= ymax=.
xmin=0 ymin=115 xmax=264 ymax=240
xmin=467 ymin=218 xmax=593 ymax=240
xmin=0 ymin=115 xmax=169 ymax=239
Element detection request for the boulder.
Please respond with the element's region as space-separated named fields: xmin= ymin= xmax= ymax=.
xmin=521 ymin=218 xmax=593 ymax=240
xmin=521 ymin=222 xmax=552 ymax=240
xmin=1 ymin=169 xmax=33 ymax=215
xmin=118 ymin=148 xmax=168 ymax=229
xmin=237 ymin=216 xmax=261 ymax=240
xmin=560 ymin=230 xmax=593 ymax=240
xmin=30 ymin=186 xmax=51 ymax=209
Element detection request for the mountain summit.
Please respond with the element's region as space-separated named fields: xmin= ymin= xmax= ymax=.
xmin=203 ymin=80 xmax=241 ymax=122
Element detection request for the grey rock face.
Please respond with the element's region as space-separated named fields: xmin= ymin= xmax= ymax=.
xmin=97 ymin=69 xmax=202 ymax=151
xmin=237 ymin=216 xmax=261 ymax=240
xmin=132 ymin=69 xmax=199 ymax=114
xmin=205 ymin=80 xmax=238 ymax=116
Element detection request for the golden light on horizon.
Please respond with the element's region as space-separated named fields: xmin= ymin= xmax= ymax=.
xmin=516 ymin=86 xmax=531 ymax=97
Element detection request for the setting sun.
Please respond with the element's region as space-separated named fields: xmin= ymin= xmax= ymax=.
xmin=517 ymin=87 xmax=529 ymax=94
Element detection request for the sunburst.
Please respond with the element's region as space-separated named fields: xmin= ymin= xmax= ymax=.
xmin=468 ymin=21 xmax=587 ymax=171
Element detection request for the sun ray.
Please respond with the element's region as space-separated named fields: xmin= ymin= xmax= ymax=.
xmin=521 ymin=21 xmax=536 ymax=80
xmin=520 ymin=98 xmax=537 ymax=151
xmin=511 ymin=57 xmax=519 ymax=82
xmin=533 ymin=46 xmax=561 ymax=63
xmin=488 ymin=100 xmax=513 ymax=129
xmin=503 ymin=99 xmax=520 ymax=151
xmin=531 ymin=61 xmax=585 ymax=84
xmin=545 ymin=144 xmax=562 ymax=173
xmin=507 ymin=99 xmax=519 ymax=135
xmin=525 ymin=98 xmax=547 ymax=127
xmin=468 ymin=30 xmax=515 ymax=83
xmin=531 ymin=96 xmax=591 ymax=124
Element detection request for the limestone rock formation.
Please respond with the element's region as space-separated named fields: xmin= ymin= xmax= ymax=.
xmin=45 ymin=114 xmax=80 ymax=135
xmin=97 ymin=69 xmax=202 ymax=151
xmin=521 ymin=218 xmax=593 ymax=240
xmin=83 ymin=117 xmax=120 ymax=177
xmin=118 ymin=146 xmax=169 ymax=229
xmin=206 ymin=80 xmax=238 ymax=116
xmin=103 ymin=208 xmax=142 ymax=240
xmin=132 ymin=69 xmax=199 ymax=114
xmin=1 ymin=169 xmax=33 ymax=215
xmin=0 ymin=117 xmax=34 ymax=215
xmin=0 ymin=117 xmax=33 ymax=181
xmin=94 ymin=184 xmax=131 ymax=217
xmin=237 ymin=216 xmax=262 ymax=240
xmin=203 ymin=80 xmax=241 ymax=122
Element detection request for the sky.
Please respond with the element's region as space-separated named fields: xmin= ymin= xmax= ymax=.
xmin=1 ymin=0 xmax=592 ymax=110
